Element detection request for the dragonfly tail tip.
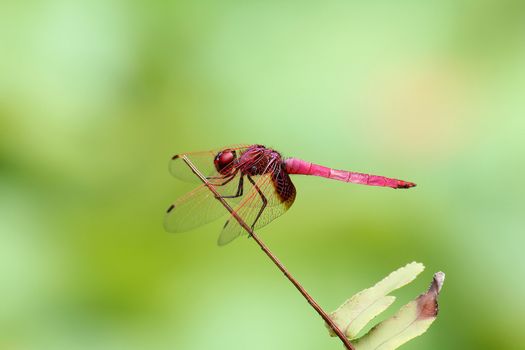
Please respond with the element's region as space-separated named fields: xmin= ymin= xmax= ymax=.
xmin=397 ymin=180 xmax=416 ymax=189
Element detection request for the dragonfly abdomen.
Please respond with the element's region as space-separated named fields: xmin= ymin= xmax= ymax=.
xmin=284 ymin=158 xmax=415 ymax=189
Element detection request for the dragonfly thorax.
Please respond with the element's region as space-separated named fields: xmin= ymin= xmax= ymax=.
xmin=238 ymin=146 xmax=283 ymax=176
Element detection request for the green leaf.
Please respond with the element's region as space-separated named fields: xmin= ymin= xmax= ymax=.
xmin=328 ymin=262 xmax=425 ymax=339
xmin=353 ymin=272 xmax=445 ymax=350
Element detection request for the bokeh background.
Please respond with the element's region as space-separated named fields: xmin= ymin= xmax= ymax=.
xmin=1 ymin=1 xmax=524 ymax=349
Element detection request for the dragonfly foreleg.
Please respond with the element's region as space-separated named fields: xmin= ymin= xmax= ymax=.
xmin=206 ymin=174 xmax=234 ymax=186
xmin=247 ymin=175 xmax=267 ymax=229
xmin=220 ymin=175 xmax=244 ymax=199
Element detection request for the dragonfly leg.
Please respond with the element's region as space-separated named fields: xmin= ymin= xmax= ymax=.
xmin=247 ymin=175 xmax=267 ymax=229
xmin=220 ymin=175 xmax=244 ymax=199
xmin=207 ymin=170 xmax=239 ymax=190
xmin=207 ymin=173 xmax=235 ymax=186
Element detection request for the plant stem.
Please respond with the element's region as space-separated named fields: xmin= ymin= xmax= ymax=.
xmin=181 ymin=156 xmax=355 ymax=350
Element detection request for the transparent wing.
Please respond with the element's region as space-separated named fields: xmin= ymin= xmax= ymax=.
xmin=164 ymin=173 xmax=246 ymax=233
xmin=217 ymin=168 xmax=296 ymax=246
xmin=169 ymin=144 xmax=251 ymax=183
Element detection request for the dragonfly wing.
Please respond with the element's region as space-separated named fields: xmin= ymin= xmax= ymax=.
xmin=218 ymin=170 xmax=296 ymax=246
xmin=169 ymin=145 xmax=250 ymax=183
xmin=164 ymin=173 xmax=246 ymax=232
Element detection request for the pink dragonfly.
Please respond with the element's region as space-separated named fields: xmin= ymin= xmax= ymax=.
xmin=165 ymin=144 xmax=415 ymax=245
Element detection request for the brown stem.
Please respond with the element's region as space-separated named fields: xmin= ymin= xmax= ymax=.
xmin=181 ymin=156 xmax=355 ymax=350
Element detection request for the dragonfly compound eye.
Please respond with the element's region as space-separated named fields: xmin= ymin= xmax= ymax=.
xmin=214 ymin=150 xmax=236 ymax=173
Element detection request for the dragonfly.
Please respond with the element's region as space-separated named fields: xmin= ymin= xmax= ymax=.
xmin=165 ymin=144 xmax=415 ymax=246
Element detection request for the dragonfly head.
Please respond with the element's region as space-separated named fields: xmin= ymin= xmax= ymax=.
xmin=214 ymin=149 xmax=237 ymax=174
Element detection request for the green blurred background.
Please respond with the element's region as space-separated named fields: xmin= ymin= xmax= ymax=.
xmin=1 ymin=1 xmax=524 ymax=349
